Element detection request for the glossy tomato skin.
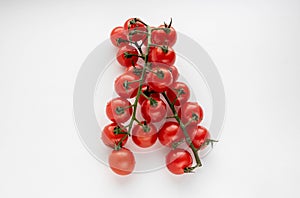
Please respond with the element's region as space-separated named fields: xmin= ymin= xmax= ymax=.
xmin=141 ymin=96 xmax=167 ymax=123
xmin=166 ymin=82 xmax=190 ymax=106
xmin=179 ymin=102 xmax=203 ymax=125
xmin=114 ymin=72 xmax=139 ymax=98
xmin=147 ymin=65 xmax=173 ymax=92
xmin=187 ymin=125 xmax=210 ymax=150
xmin=126 ymin=64 xmax=143 ymax=78
xmin=132 ymin=122 xmax=158 ymax=148
xmin=169 ymin=65 xmax=179 ymax=83
xmin=101 ymin=123 xmax=128 ymax=148
xmin=124 ymin=18 xmax=147 ymax=42
xmin=158 ymin=121 xmax=184 ymax=147
xmin=106 ymin=97 xmax=132 ymax=124
xmin=148 ymin=46 xmax=176 ymax=66
xmin=109 ymin=147 xmax=135 ymax=176
xmin=152 ymin=25 xmax=177 ymax=47
xmin=137 ymin=84 xmax=160 ymax=105
xmin=116 ymin=45 xmax=139 ymax=67
xmin=166 ymin=148 xmax=193 ymax=175
xmin=110 ymin=26 xmax=127 ymax=47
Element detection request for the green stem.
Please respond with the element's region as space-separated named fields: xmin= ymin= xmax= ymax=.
xmin=161 ymin=92 xmax=202 ymax=171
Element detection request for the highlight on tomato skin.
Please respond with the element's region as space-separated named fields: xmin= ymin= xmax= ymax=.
xmin=158 ymin=121 xmax=184 ymax=147
xmin=165 ymin=148 xmax=193 ymax=175
xmin=105 ymin=97 xmax=132 ymax=124
xmin=116 ymin=45 xmax=139 ymax=67
xmin=110 ymin=26 xmax=128 ymax=48
xmin=178 ymin=102 xmax=204 ymax=125
xmin=109 ymin=147 xmax=136 ymax=176
xmin=132 ymin=121 xmax=158 ymax=148
xmin=141 ymin=96 xmax=167 ymax=123
xmin=114 ymin=72 xmax=140 ymax=99
xmin=186 ymin=125 xmax=210 ymax=150
xmin=101 ymin=123 xmax=128 ymax=148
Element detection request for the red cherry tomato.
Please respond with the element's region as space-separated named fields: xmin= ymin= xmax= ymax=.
xmin=169 ymin=65 xmax=179 ymax=83
xmin=109 ymin=147 xmax=135 ymax=175
xmin=158 ymin=121 xmax=184 ymax=147
xmin=124 ymin=18 xmax=147 ymax=42
xmin=106 ymin=97 xmax=132 ymax=124
xmin=101 ymin=123 xmax=128 ymax=148
xmin=148 ymin=46 xmax=176 ymax=66
xmin=152 ymin=25 xmax=177 ymax=47
xmin=166 ymin=148 xmax=192 ymax=175
xmin=132 ymin=122 xmax=158 ymax=148
xmin=141 ymin=96 xmax=166 ymax=123
xmin=179 ymin=102 xmax=203 ymax=125
xmin=166 ymin=82 xmax=190 ymax=106
xmin=137 ymin=84 xmax=160 ymax=105
xmin=114 ymin=72 xmax=139 ymax=98
xmin=147 ymin=65 xmax=173 ymax=92
xmin=126 ymin=64 xmax=143 ymax=78
xmin=187 ymin=125 xmax=210 ymax=150
xmin=110 ymin=26 xmax=127 ymax=47
xmin=116 ymin=45 xmax=139 ymax=67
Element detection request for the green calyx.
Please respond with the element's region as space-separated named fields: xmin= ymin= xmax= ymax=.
xmin=161 ymin=45 xmax=169 ymax=53
xmin=156 ymin=70 xmax=165 ymax=79
xmin=149 ymin=97 xmax=158 ymax=107
xmin=115 ymin=106 xmax=125 ymax=115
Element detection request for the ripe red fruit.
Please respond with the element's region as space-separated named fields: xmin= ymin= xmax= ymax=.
xmin=132 ymin=122 xmax=158 ymax=148
xmin=101 ymin=123 xmax=128 ymax=148
xmin=165 ymin=82 xmax=190 ymax=106
xmin=106 ymin=97 xmax=132 ymax=124
xmin=141 ymin=96 xmax=167 ymax=123
xmin=166 ymin=148 xmax=193 ymax=175
xmin=179 ymin=102 xmax=203 ymax=125
xmin=109 ymin=147 xmax=135 ymax=175
xmin=114 ymin=72 xmax=139 ymax=98
xmin=110 ymin=26 xmax=127 ymax=47
xmin=158 ymin=121 xmax=184 ymax=147
xmin=137 ymin=85 xmax=160 ymax=105
xmin=148 ymin=46 xmax=176 ymax=66
xmin=147 ymin=66 xmax=173 ymax=92
xmin=116 ymin=45 xmax=139 ymax=67
xmin=187 ymin=125 xmax=210 ymax=150
xmin=169 ymin=65 xmax=179 ymax=83
xmin=124 ymin=18 xmax=147 ymax=42
xmin=152 ymin=25 xmax=177 ymax=47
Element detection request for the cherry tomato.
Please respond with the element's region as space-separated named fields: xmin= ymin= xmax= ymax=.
xmin=116 ymin=45 xmax=139 ymax=67
xmin=179 ymin=102 xmax=203 ymax=125
xmin=101 ymin=123 xmax=128 ymax=148
xmin=152 ymin=25 xmax=177 ymax=47
xmin=114 ymin=72 xmax=139 ymax=98
xmin=124 ymin=18 xmax=147 ymax=42
xmin=187 ymin=125 xmax=210 ymax=150
xmin=147 ymin=65 xmax=173 ymax=92
xmin=110 ymin=26 xmax=127 ymax=47
xmin=158 ymin=121 xmax=184 ymax=147
xmin=109 ymin=147 xmax=135 ymax=175
xmin=165 ymin=82 xmax=190 ymax=106
xmin=169 ymin=65 xmax=179 ymax=83
xmin=137 ymin=84 xmax=160 ymax=105
xmin=148 ymin=46 xmax=176 ymax=66
xmin=126 ymin=64 xmax=143 ymax=78
xmin=132 ymin=122 xmax=158 ymax=148
xmin=166 ymin=148 xmax=192 ymax=175
xmin=106 ymin=97 xmax=132 ymax=124
xmin=141 ymin=96 xmax=166 ymax=123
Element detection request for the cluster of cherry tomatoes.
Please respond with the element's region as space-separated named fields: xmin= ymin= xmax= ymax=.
xmin=102 ymin=18 xmax=213 ymax=176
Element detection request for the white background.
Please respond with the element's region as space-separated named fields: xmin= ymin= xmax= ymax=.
xmin=1 ymin=0 xmax=299 ymax=197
